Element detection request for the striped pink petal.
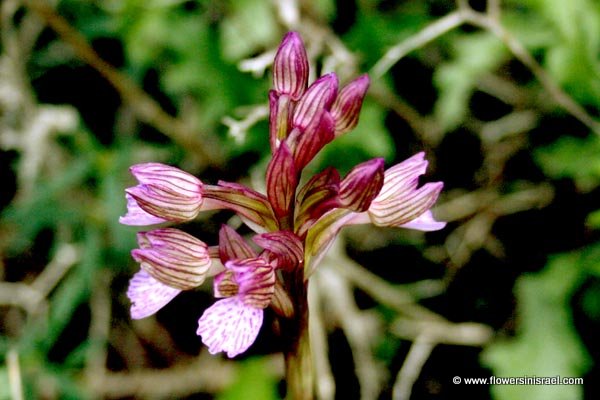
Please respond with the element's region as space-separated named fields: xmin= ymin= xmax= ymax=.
xmin=226 ymin=258 xmax=275 ymax=309
xmin=338 ymin=158 xmax=384 ymax=212
xmin=125 ymin=163 xmax=204 ymax=223
xmin=266 ymin=142 xmax=298 ymax=218
xmin=367 ymin=153 xmax=444 ymax=228
xmin=132 ymin=228 xmax=212 ymax=290
xmin=218 ymin=224 xmax=257 ymax=263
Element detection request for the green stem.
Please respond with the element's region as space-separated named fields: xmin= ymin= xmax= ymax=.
xmin=282 ymin=270 xmax=313 ymax=400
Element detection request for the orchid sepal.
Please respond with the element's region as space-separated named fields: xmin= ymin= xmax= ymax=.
xmin=131 ymin=228 xmax=212 ymax=290
xmin=266 ymin=142 xmax=298 ymax=219
xmin=338 ymin=157 xmax=385 ymax=212
xmin=331 ymin=74 xmax=370 ymax=136
xmin=273 ymin=31 xmax=309 ymax=100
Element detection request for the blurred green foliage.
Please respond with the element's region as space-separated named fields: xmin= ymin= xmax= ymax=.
xmin=1 ymin=0 xmax=599 ymax=399
xmin=482 ymin=253 xmax=592 ymax=400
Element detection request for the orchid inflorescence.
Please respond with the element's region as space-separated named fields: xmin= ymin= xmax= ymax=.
xmin=120 ymin=32 xmax=445 ymax=358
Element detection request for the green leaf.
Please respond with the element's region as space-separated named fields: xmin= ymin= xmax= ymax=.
xmin=344 ymin=2 xmax=430 ymax=68
xmin=1 ymin=157 xmax=93 ymax=254
xmin=219 ymin=0 xmax=278 ymax=61
xmin=534 ymin=134 xmax=600 ymax=192
xmin=586 ymin=208 xmax=600 ymax=229
xmin=216 ymin=357 xmax=279 ymax=400
xmin=505 ymin=0 xmax=600 ymax=106
xmin=433 ymin=32 xmax=508 ymax=131
xmin=579 ymin=281 xmax=600 ymax=323
xmin=481 ymin=253 xmax=591 ymax=400
xmin=0 ymin=367 xmax=9 ymax=400
xmin=18 ymin=228 xmax=101 ymax=356
xmin=580 ymin=242 xmax=600 ymax=277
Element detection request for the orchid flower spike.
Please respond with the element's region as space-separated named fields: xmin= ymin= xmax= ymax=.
xmin=120 ymin=31 xmax=446 ymax=358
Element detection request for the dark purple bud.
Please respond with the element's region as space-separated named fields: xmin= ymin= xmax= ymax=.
xmin=266 ymin=142 xmax=298 ymax=218
xmin=286 ymin=109 xmax=335 ymax=171
xmin=339 ymin=157 xmax=385 ymax=212
xmin=331 ymin=74 xmax=370 ymax=136
xmin=292 ymin=73 xmax=339 ymax=130
xmin=273 ymin=32 xmax=309 ymax=100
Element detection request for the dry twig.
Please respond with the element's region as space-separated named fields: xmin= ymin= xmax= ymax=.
xmin=23 ymin=0 xmax=223 ymax=167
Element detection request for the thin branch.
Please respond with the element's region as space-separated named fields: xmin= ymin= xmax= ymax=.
xmin=462 ymin=9 xmax=600 ymax=135
xmin=392 ymin=335 xmax=435 ymax=400
xmin=222 ymin=105 xmax=269 ymax=145
xmin=330 ymin=240 xmax=444 ymax=322
xmin=238 ymin=50 xmax=277 ymax=78
xmin=85 ymin=270 xmax=112 ymax=390
xmin=308 ymin=280 xmax=336 ymax=400
xmin=23 ymin=0 xmax=222 ymax=166
xmin=0 ymin=282 xmax=45 ymax=314
xmin=368 ymin=82 xmax=440 ymax=144
xmin=487 ymin=0 xmax=502 ymax=20
xmin=273 ymin=0 xmax=300 ymax=30
xmin=317 ymin=264 xmax=386 ymax=400
xmin=390 ymin=318 xmax=493 ymax=347
xmin=7 ymin=348 xmax=24 ymax=400
xmin=369 ymin=3 xmax=600 ymax=135
xmin=370 ymin=10 xmax=467 ymax=80
xmin=89 ymin=353 xmax=283 ymax=398
xmin=31 ymin=243 xmax=79 ymax=297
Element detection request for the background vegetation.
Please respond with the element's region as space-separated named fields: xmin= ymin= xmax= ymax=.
xmin=1 ymin=0 xmax=599 ymax=399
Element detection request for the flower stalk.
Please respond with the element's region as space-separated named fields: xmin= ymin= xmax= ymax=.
xmin=281 ymin=269 xmax=313 ymax=400
xmin=119 ymin=31 xmax=446 ymax=400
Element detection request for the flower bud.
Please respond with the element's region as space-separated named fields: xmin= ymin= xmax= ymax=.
xmin=292 ymin=73 xmax=338 ymax=130
xmin=266 ymin=142 xmax=298 ymax=218
xmin=331 ymin=74 xmax=370 ymax=136
xmin=294 ymin=167 xmax=340 ymax=236
xmin=286 ymin=110 xmax=335 ymax=171
xmin=273 ymin=31 xmax=309 ymax=100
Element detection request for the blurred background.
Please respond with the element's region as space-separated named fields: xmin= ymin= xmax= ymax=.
xmin=1 ymin=0 xmax=599 ymax=399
